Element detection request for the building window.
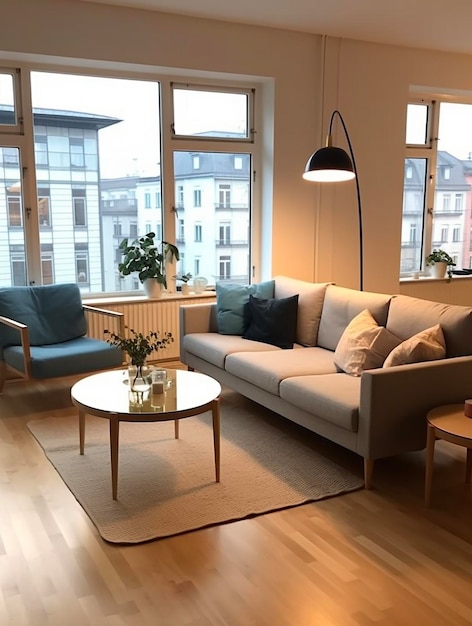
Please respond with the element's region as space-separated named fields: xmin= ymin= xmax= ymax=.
xmin=155 ymin=191 xmax=161 ymax=208
xmin=193 ymin=155 xmax=200 ymax=169
xmin=177 ymin=185 xmax=184 ymax=208
xmin=129 ymin=222 xmax=138 ymax=238
xmin=70 ymin=138 xmax=85 ymax=167
xmin=76 ymin=250 xmax=89 ymax=283
xmin=194 ymin=223 xmax=202 ymax=242
xmin=455 ymin=194 xmax=463 ymax=212
xmin=453 ymin=226 xmax=461 ymax=242
xmin=194 ymin=188 xmax=201 ymax=207
xmin=443 ymin=194 xmax=451 ymax=212
xmin=113 ymin=221 xmax=122 ymax=237
xmin=145 ymin=222 xmax=152 ymax=233
xmin=194 ymin=258 xmax=201 ymax=276
xmin=73 ymin=190 xmax=87 ymax=227
xmin=11 ymin=254 xmax=26 ymax=286
xmin=218 ymin=184 xmax=231 ymax=208
xmin=7 ymin=195 xmax=22 ymax=227
xmin=144 ymin=192 xmax=151 ymax=208
xmin=219 ymin=222 xmax=231 ymax=244
xmin=234 ymin=156 xmax=243 ymax=170
xmin=219 ymin=255 xmax=231 ymax=280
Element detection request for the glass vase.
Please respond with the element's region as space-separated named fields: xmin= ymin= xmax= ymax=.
xmin=128 ymin=363 xmax=153 ymax=393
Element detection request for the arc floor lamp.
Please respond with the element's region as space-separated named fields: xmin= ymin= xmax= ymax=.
xmin=303 ymin=109 xmax=364 ymax=291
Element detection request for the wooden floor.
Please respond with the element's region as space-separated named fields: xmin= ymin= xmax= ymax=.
xmin=1 ymin=367 xmax=472 ymax=625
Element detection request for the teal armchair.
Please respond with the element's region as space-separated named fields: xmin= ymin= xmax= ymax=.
xmin=0 ymin=283 xmax=125 ymax=392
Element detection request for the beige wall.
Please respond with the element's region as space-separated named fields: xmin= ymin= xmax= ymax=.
xmin=3 ymin=0 xmax=472 ymax=301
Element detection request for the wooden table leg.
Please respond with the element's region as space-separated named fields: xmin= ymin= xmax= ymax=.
xmin=109 ymin=418 xmax=120 ymax=500
xmin=212 ymin=398 xmax=221 ymax=483
xmin=79 ymin=410 xmax=85 ymax=455
xmin=425 ymin=424 xmax=436 ymax=507
xmin=174 ymin=419 xmax=179 ymax=439
xmin=466 ymin=448 xmax=472 ymax=484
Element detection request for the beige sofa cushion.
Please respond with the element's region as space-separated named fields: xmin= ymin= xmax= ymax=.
xmin=383 ymin=324 xmax=446 ymax=367
xmin=225 ymin=347 xmax=337 ymax=395
xmin=182 ymin=333 xmax=280 ymax=369
xmin=274 ymin=276 xmax=330 ymax=347
xmin=280 ymin=374 xmax=361 ymax=432
xmin=318 ymin=285 xmax=392 ymax=351
xmin=334 ymin=309 xmax=401 ymax=376
xmin=386 ymin=295 xmax=472 ymax=357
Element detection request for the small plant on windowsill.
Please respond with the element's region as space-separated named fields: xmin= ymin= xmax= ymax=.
xmin=425 ymin=249 xmax=456 ymax=280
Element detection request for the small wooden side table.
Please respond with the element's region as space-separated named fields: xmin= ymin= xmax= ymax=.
xmin=425 ymin=404 xmax=472 ymax=506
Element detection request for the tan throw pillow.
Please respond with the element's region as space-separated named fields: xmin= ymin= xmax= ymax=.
xmin=383 ymin=324 xmax=446 ymax=368
xmin=334 ymin=309 xmax=401 ymax=377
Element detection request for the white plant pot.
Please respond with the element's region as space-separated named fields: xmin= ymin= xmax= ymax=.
xmin=430 ymin=261 xmax=448 ymax=278
xmin=143 ymin=278 xmax=163 ymax=298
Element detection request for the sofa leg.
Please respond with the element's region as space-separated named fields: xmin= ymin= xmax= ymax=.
xmin=364 ymin=458 xmax=374 ymax=489
xmin=187 ymin=365 xmax=194 ymax=372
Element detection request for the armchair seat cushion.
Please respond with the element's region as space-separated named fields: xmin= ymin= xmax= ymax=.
xmin=4 ymin=338 xmax=123 ymax=378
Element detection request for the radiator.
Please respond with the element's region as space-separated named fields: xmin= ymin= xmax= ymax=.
xmin=85 ymin=294 xmax=215 ymax=362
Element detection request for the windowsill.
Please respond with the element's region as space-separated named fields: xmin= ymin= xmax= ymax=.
xmin=83 ymin=290 xmax=216 ymax=306
xmin=400 ymin=274 xmax=472 ymax=284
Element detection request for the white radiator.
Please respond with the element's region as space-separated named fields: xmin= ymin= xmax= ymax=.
xmin=85 ymin=294 xmax=215 ymax=362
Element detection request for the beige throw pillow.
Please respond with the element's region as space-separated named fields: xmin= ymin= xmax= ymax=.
xmin=334 ymin=309 xmax=401 ymax=377
xmin=383 ymin=324 xmax=446 ymax=368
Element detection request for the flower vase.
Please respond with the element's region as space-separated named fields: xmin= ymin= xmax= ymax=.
xmin=128 ymin=362 xmax=152 ymax=393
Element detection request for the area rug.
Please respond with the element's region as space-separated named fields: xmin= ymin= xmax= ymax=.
xmin=27 ymin=389 xmax=363 ymax=544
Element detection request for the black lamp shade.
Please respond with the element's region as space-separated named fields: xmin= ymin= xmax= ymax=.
xmin=303 ymin=146 xmax=355 ymax=182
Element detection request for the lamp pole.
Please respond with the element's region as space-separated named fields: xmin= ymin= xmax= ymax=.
xmin=304 ymin=110 xmax=364 ymax=291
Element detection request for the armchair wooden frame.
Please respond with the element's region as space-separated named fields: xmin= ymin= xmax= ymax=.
xmin=0 ymin=305 xmax=125 ymax=392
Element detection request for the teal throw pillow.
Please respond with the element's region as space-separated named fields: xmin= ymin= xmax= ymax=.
xmin=242 ymin=294 xmax=299 ymax=349
xmin=216 ymin=280 xmax=275 ymax=335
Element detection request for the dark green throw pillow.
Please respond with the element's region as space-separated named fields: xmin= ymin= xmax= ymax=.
xmin=242 ymin=294 xmax=299 ymax=349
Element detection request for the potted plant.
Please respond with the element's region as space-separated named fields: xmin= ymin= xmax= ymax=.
xmin=425 ymin=249 xmax=456 ymax=279
xmin=104 ymin=326 xmax=173 ymax=390
xmin=118 ymin=232 xmax=180 ymax=298
xmin=174 ymin=272 xmax=193 ymax=295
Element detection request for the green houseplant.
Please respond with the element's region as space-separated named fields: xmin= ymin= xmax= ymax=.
xmin=425 ymin=249 xmax=456 ymax=279
xmin=118 ymin=232 xmax=180 ymax=296
xmin=104 ymin=326 xmax=174 ymax=390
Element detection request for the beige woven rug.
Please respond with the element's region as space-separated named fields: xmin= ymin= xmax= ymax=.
xmin=27 ymin=389 xmax=363 ymax=544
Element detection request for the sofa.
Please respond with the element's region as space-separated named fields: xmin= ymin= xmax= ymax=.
xmin=179 ymin=276 xmax=472 ymax=488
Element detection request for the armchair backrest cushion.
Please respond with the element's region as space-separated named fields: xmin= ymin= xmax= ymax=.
xmin=0 ymin=283 xmax=87 ymax=349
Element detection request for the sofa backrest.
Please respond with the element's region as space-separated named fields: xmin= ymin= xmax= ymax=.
xmin=0 ymin=283 xmax=87 ymax=349
xmin=317 ymin=285 xmax=392 ymax=351
xmin=274 ymin=276 xmax=331 ymax=346
xmin=386 ymin=294 xmax=472 ymax=357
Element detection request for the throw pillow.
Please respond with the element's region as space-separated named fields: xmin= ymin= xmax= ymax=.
xmin=383 ymin=324 xmax=446 ymax=368
xmin=242 ymin=294 xmax=299 ymax=349
xmin=216 ymin=280 xmax=275 ymax=335
xmin=334 ymin=309 xmax=401 ymax=376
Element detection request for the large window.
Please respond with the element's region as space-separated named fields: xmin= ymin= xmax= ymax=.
xmin=401 ymin=98 xmax=472 ymax=275
xmin=0 ymin=68 xmax=257 ymax=292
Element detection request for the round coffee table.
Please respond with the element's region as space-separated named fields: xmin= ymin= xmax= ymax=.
xmin=425 ymin=404 xmax=472 ymax=506
xmin=71 ymin=368 xmax=221 ymax=499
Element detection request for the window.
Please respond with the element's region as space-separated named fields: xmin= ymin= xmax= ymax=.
xmin=219 ymin=255 xmax=231 ymax=280
xmin=218 ymin=184 xmax=231 ymax=208
xmin=0 ymin=69 xmax=257 ymax=292
xmin=219 ymin=222 xmax=231 ymax=244
xmin=401 ymin=98 xmax=472 ymax=275
xmin=7 ymin=195 xmax=22 ymax=227
xmin=73 ymin=190 xmax=87 ymax=227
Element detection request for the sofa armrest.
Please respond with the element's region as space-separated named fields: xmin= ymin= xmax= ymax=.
xmin=180 ymin=303 xmax=218 ymax=336
xmin=358 ymin=355 xmax=472 ymax=460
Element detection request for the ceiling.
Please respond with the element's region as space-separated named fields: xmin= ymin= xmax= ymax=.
xmin=79 ymin=0 xmax=472 ymax=56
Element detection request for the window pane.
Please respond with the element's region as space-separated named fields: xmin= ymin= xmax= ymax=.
xmin=400 ymin=158 xmax=426 ymax=273
xmin=30 ymin=71 xmax=161 ymax=294
xmin=406 ymin=103 xmax=429 ymax=145
xmin=172 ymin=85 xmax=249 ymax=139
xmin=174 ymin=151 xmax=251 ymax=285
xmin=0 ymin=71 xmax=17 ymax=125
xmin=1 ymin=149 xmax=26 ymax=286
